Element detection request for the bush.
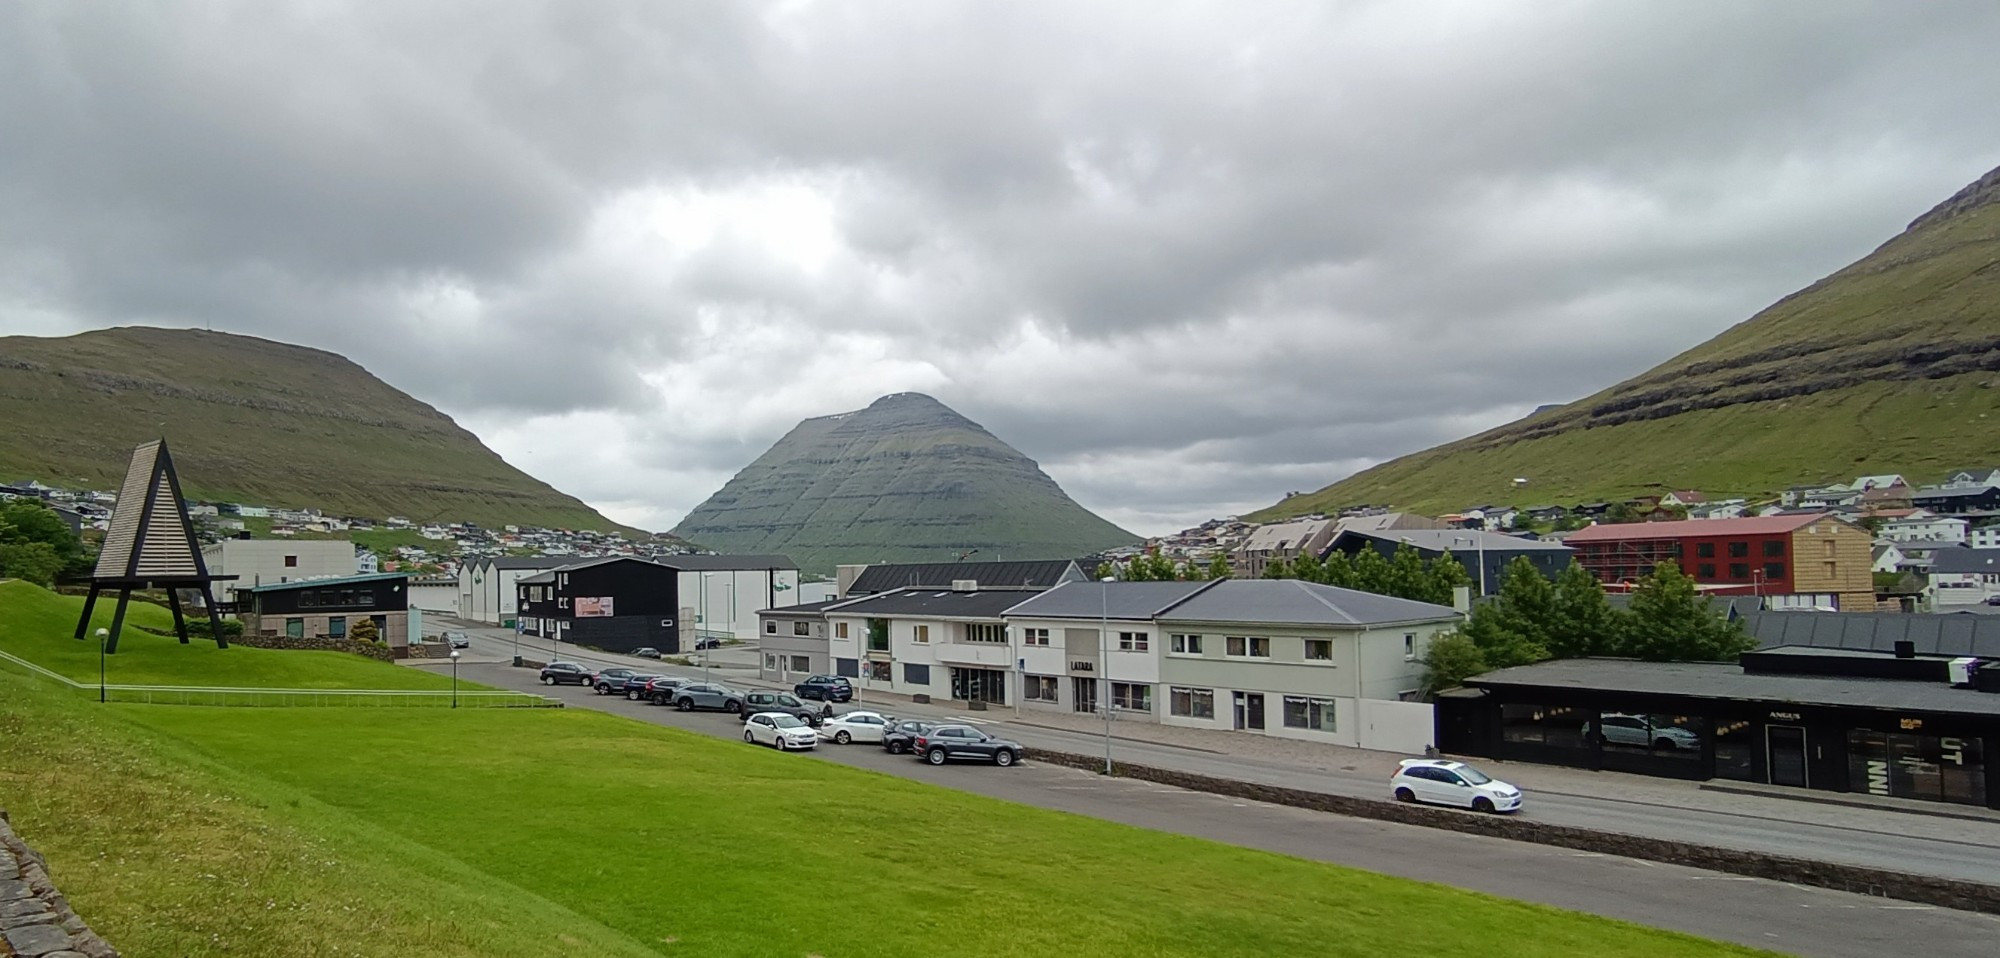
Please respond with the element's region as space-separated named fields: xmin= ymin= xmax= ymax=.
xmin=349 ymin=618 xmax=381 ymax=644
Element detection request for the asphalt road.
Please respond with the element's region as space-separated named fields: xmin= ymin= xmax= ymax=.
xmin=446 ymin=658 xmax=1998 ymax=957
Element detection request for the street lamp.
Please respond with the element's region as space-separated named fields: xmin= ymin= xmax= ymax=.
xmin=449 ymin=649 xmax=461 ymax=708
xmin=95 ymin=628 xmax=108 ymax=703
xmin=1100 ymin=576 xmax=1115 ymax=775
xmin=1452 ymin=535 xmax=1488 ymax=596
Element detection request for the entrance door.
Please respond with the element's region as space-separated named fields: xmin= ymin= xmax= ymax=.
xmin=1072 ymin=677 xmax=1098 ymax=714
xmin=1767 ymin=725 xmax=1809 ymax=788
xmin=1233 ymin=692 xmax=1266 ymax=730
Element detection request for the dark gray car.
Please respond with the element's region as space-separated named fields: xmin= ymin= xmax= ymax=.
xmin=742 ymin=690 xmax=831 ymax=725
xmin=671 ymin=682 xmax=745 ymax=714
xmin=912 ymin=724 xmax=1021 ymax=766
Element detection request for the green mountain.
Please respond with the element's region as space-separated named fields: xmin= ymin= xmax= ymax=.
xmin=1256 ymin=163 xmax=2000 ymax=520
xmin=671 ymin=392 xmax=1137 ymax=571
xmin=0 ymin=326 xmax=623 ymax=531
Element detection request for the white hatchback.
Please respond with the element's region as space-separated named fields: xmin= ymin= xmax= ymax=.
xmin=1390 ymin=759 xmax=1522 ymax=813
xmin=817 ymin=711 xmax=889 ymax=744
xmin=743 ymin=712 xmax=819 ymax=751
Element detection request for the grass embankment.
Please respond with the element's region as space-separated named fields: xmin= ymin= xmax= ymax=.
xmin=0 ymin=580 xmax=465 ymax=690
xmin=0 ymin=672 xmax=1769 ymax=957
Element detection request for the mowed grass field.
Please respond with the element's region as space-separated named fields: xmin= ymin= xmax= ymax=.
xmin=0 ymin=691 xmax=1769 ymax=956
xmin=0 ymin=580 xmax=468 ymax=689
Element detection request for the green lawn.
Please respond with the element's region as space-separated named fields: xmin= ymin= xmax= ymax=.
xmin=0 ymin=668 xmax=1773 ymax=958
xmin=0 ymin=580 xmax=465 ymax=690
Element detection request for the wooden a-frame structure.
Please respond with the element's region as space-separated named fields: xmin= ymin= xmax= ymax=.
xmin=73 ymin=439 xmax=235 ymax=653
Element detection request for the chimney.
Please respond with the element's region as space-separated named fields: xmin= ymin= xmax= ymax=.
xmin=1452 ymin=585 xmax=1471 ymax=614
xmin=951 ymin=579 xmax=979 ymax=592
xmin=1893 ymin=640 xmax=1916 ymax=659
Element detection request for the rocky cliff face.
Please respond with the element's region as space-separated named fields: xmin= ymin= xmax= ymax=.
xmin=672 ymin=393 xmax=1135 ymax=571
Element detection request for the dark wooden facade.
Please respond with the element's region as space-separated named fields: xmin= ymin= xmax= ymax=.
xmin=517 ymin=558 xmax=681 ymax=654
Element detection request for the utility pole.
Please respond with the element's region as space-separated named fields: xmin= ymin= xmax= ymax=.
xmin=1100 ymin=577 xmax=1114 ymax=774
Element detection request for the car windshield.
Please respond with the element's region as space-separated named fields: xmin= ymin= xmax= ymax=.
xmin=771 ymin=715 xmax=807 ymax=729
xmin=1456 ymin=766 xmax=1492 ymax=785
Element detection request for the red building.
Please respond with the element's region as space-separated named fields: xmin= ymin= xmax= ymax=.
xmin=1565 ymin=514 xmax=1875 ymax=610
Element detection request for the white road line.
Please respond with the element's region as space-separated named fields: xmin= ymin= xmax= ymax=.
xmin=1687 ymin=876 xmax=1758 ymax=881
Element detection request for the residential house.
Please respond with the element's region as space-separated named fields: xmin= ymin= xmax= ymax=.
xmin=1860 ymin=483 xmax=1916 ymax=511
xmin=757 ymin=599 xmax=842 ymax=684
xmin=516 ymin=557 xmax=683 ymax=654
xmin=355 ymin=547 xmax=380 ymax=574
xmin=1521 ymin=505 xmax=1569 ymax=525
xmin=1323 ymin=528 xmax=1571 ymax=596
xmin=1660 ymin=490 xmax=1706 ymax=508
xmin=1872 ymin=543 xmax=1911 ymax=575
xmin=1878 ymin=513 xmax=1969 ymax=545
xmin=1927 ymin=548 xmax=2000 ymax=609
xmin=1232 ymin=518 xmax=1338 ymax=578
xmin=227 ymin=504 xmax=270 ymax=518
xmin=1564 ymin=514 xmax=1874 ymax=610
xmin=1575 ymin=502 xmax=1612 ymax=519
xmin=1332 ymin=512 xmax=1448 ymax=535
xmin=1460 ymin=505 xmax=1519 ymax=532
xmin=1943 ymin=468 xmax=2000 ymax=488
xmin=200 ymin=538 xmax=361 ymax=599
xmin=1799 ymin=487 xmax=1863 ymax=509
xmin=239 ymin=572 xmax=414 ymax=651
xmin=1970 ymin=524 xmax=2000 ymax=550
xmin=1915 ymin=484 xmax=2000 ymax=517
xmin=823 ymin=585 xmax=1046 ymax=702
xmin=1688 ymin=499 xmax=1749 ymax=520
xmin=1002 ymin=580 xmax=1220 ymax=719
xmin=1848 ymin=474 xmax=1910 ymax=493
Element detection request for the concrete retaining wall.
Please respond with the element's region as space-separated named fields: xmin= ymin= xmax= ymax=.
xmin=1024 ymin=748 xmax=2000 ymax=914
xmin=0 ymin=808 xmax=118 ymax=957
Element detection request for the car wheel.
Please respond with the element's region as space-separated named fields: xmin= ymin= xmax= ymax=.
xmin=676 ymin=698 xmax=693 ymax=711
xmin=888 ymin=741 xmax=905 ymax=754
xmin=835 ymin=730 xmax=851 ymax=744
xmin=542 ymin=676 xmax=555 ymax=685
xmin=725 ymin=700 xmax=742 ymax=714
xmin=744 ymin=730 xmax=756 ymax=743
xmin=1472 ymin=797 xmax=1495 ymax=814
xmin=926 ymin=748 xmax=948 ymax=766
xmin=1394 ymin=787 xmax=1416 ymax=804
xmin=994 ymin=749 xmax=1015 ymax=767
xmin=775 ymin=738 xmax=786 ymax=751
xmin=650 ymin=693 xmax=666 ymax=706
xmin=1653 ymin=737 xmax=1677 ymax=751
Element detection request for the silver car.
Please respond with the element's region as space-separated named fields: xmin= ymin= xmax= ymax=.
xmin=670 ymin=683 xmax=745 ymax=714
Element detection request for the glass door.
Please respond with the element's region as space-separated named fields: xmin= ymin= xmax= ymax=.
xmin=1767 ymin=725 xmax=1808 ymax=787
xmin=1072 ymin=677 xmax=1098 ymax=714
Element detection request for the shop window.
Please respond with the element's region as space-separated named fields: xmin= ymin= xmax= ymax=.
xmin=1024 ymin=675 xmax=1058 ymax=702
xmin=1712 ymin=720 xmax=1757 ymax=781
xmin=1593 ymin=712 xmax=1704 ymax=760
xmin=1846 ymin=731 xmax=1987 ymax=807
xmin=1500 ymin=703 xmax=1545 ymax=744
xmin=903 ymin=663 xmax=930 ymax=685
xmin=790 ymin=655 xmax=811 ymax=672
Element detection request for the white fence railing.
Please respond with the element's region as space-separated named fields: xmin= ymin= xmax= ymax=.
xmin=0 ymin=648 xmax=557 ymax=709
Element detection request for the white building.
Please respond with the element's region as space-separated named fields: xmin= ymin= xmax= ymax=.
xmin=356 ymin=547 xmax=380 ymax=574
xmin=1969 ymin=525 xmax=2000 ymax=550
xmin=407 ymin=574 xmax=461 ymax=617
xmin=1928 ymin=548 xmax=2000 ymax=608
xmin=200 ymin=538 xmax=361 ymax=598
xmin=458 ymin=557 xmax=573 ymax=626
xmin=661 ymin=555 xmax=804 ymax=641
xmin=1878 ymin=513 xmax=1969 ymax=545
xmin=822 ymin=586 xmax=1037 ymax=701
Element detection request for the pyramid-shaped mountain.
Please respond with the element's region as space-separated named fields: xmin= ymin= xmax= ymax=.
xmin=1257 ymin=162 xmax=2000 ymax=518
xmin=672 ymin=393 xmax=1136 ymax=571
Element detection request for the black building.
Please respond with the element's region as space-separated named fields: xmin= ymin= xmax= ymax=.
xmin=241 ymin=572 xmax=412 ymax=648
xmin=1437 ymin=640 xmax=2000 ymax=810
xmin=516 ymin=557 xmax=681 ymax=655
xmin=1915 ymin=484 xmax=2000 ymax=516
xmin=1323 ymin=529 xmax=1571 ymax=596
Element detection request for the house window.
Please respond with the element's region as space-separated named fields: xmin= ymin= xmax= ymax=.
xmin=1283 ymin=695 xmax=1338 ymax=733
xmin=1111 ymin=682 xmax=1152 ymax=712
xmin=1170 ymin=633 xmax=1203 ymax=654
xmin=836 ymin=622 xmax=849 ymax=639
xmin=1024 ymin=675 xmax=1059 ymax=702
xmin=558 ymin=596 xmax=569 ymax=609
xmin=1763 ymin=540 xmax=1785 ymax=557
xmin=1226 ymin=636 xmax=1269 ymax=658
xmin=1022 ymin=628 xmax=1051 ymax=647
xmin=284 ymin=555 xmax=299 ymax=567
xmin=1824 ymin=561 xmax=1838 ymax=577
xmin=791 ymin=655 xmax=811 ymax=672
xmin=765 ymin=653 xmax=779 ymax=671
xmin=866 ymin=619 xmax=890 ymax=652
xmin=1697 ymin=563 xmax=1716 ymax=579
xmin=965 ymin=623 xmax=1005 ymax=644
xmin=1728 ymin=563 xmax=1749 ymax=580
xmin=285 ymin=618 xmax=304 ymax=638
xmin=1404 ymin=633 xmax=1416 ymax=661
xmin=865 ymin=661 xmax=892 ymax=682
xmin=903 ymin=663 xmax=931 ymax=685
xmin=1728 ymin=541 xmax=1749 ymax=558
xmin=766 ymin=620 xmax=778 ymax=634
xmin=1170 ymin=686 xmax=1215 ymax=719
xmin=1118 ymin=631 xmax=1148 ymax=652
xmin=558 ymin=573 xmax=569 ymax=587
xmin=1823 ymin=540 xmax=1836 ymax=557
xmin=1304 ymin=639 xmax=1332 ymax=661
xmin=1696 ymin=543 xmax=1715 ymax=558
xmin=328 ymin=616 xmax=346 ymax=638
xmin=1763 ymin=563 xmax=1786 ymax=580
xmin=793 ymin=621 xmax=810 ymax=636
xmin=914 ymin=625 xmax=931 ymax=644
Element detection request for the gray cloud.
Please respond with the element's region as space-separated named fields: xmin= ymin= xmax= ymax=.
xmin=4 ymin=1 xmax=1999 ymax=535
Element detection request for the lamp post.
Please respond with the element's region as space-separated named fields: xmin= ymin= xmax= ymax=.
xmin=450 ymin=649 xmax=461 ymax=708
xmin=1100 ymin=575 xmax=1114 ymax=775
xmin=1453 ymin=535 xmax=1488 ymax=596
xmin=95 ymin=628 xmax=108 ymax=703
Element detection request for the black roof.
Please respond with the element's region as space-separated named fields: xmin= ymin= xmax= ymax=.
xmin=756 ymin=598 xmax=844 ymax=617
xmin=1469 ymin=658 xmax=2000 ymax=717
xmin=488 ymin=556 xmax=576 ymax=571
xmin=1742 ymin=611 xmax=2000 ymax=659
xmin=845 ymin=560 xmax=1082 ymax=596
xmin=516 ymin=556 xmax=672 ymax=584
xmin=654 ymin=554 xmax=799 ymax=571
xmin=825 ymin=587 xmax=1046 ymax=618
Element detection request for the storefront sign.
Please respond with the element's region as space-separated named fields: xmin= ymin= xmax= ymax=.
xmin=1899 ymin=717 xmax=1924 ymax=731
xmin=1769 ymin=711 xmax=1801 ymax=721
xmin=1070 ymin=660 xmax=1094 ymax=672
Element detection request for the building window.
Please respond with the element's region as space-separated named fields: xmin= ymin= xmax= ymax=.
xmin=1697 ymin=563 xmax=1716 ymax=579
xmin=328 ymin=616 xmax=346 ymax=638
xmin=1728 ymin=563 xmax=1749 ymax=580
xmin=1111 ymin=682 xmax=1152 ymax=712
xmin=765 ymin=653 xmax=779 ymax=671
xmin=558 ymin=596 xmax=569 ymax=609
xmin=949 ymin=667 xmax=1007 ymax=703
xmin=836 ymin=622 xmax=849 ymax=639
xmin=790 ymin=655 xmax=811 ymax=672
xmin=766 ymin=620 xmax=778 ymax=634
xmin=1823 ymin=561 xmax=1837 ymax=578
xmin=903 ymin=663 xmax=931 ymax=685
xmin=1304 ymin=639 xmax=1332 ymax=661
xmin=1024 ymin=675 xmax=1059 ymax=702
xmin=1282 ymin=696 xmax=1337 ymax=733
xmin=866 ymin=619 xmax=890 ymax=653
xmin=792 ymin=621 xmax=810 ymax=636
xmin=1170 ymin=686 xmax=1215 ymax=719
xmin=1763 ymin=563 xmax=1786 ymax=580
xmin=914 ymin=624 xmax=931 ymax=644
xmin=865 ymin=660 xmax=892 ymax=682
xmin=1763 ymin=540 xmax=1785 ymax=557
xmin=965 ymin=623 xmax=1005 ymax=644
xmin=1404 ymin=633 xmax=1417 ymax=661
xmin=1118 ymin=631 xmax=1147 ymax=652
xmin=1696 ymin=542 xmax=1715 ymax=558
xmin=284 ymin=555 xmax=299 ymax=567
xmin=1022 ymin=627 xmax=1051 ymax=647
xmin=1728 ymin=541 xmax=1749 ymax=558
xmin=1225 ymin=636 xmax=1269 ymax=658
xmin=285 ymin=618 xmax=304 ymax=638
xmin=1170 ymin=633 xmax=1203 ymax=654
xmin=835 ymin=657 xmax=859 ymax=678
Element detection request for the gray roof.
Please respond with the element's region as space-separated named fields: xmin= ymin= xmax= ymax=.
xmin=514 ymin=556 xmax=667 ymax=584
xmin=1159 ymin=579 xmax=1462 ymax=627
xmin=1002 ymin=580 xmax=1222 ymax=621
xmin=1469 ymin=657 xmax=2000 ymax=718
xmin=825 ymin=587 xmax=1046 ymax=619
xmin=1334 ymin=528 xmax=1572 ymax=554
xmin=846 ymin=560 xmax=1083 ymax=596
xmin=1605 ymin=592 xmax=1762 ymax=621
xmin=1929 ymin=548 xmax=2000 ymax=575
xmin=756 ymin=598 xmax=844 ymax=617
xmin=246 ymin=571 xmax=409 ymax=594
xmin=489 ymin=556 xmax=577 ymax=571
xmin=655 ymin=553 xmax=799 ymax=571
xmin=1741 ymin=611 xmax=2000 ymax=659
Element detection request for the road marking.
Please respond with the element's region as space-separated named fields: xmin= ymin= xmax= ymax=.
xmin=1877 ymin=905 xmax=1935 ymax=911
xmin=1687 ymin=876 xmax=1758 ymax=881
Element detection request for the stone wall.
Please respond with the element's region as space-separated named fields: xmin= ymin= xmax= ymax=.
xmin=1024 ymin=748 xmax=2000 ymax=914
xmin=227 ymin=632 xmax=398 ymax=662
xmin=0 ymin=809 xmax=118 ymax=958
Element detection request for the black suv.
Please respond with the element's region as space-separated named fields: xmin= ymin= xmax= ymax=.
xmin=539 ymin=662 xmax=592 ymax=686
xmin=882 ymin=718 xmax=935 ymax=755
xmin=911 ymin=725 xmax=1022 ymax=767
xmin=618 ymin=673 xmax=667 ymax=699
xmin=794 ymin=674 xmax=854 ymax=703
xmin=742 ymin=690 xmax=831 ymax=725
xmin=640 ymin=676 xmax=692 ymax=705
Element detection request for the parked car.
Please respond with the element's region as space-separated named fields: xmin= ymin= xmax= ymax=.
xmin=591 ymin=667 xmax=639 ymax=694
xmin=620 ymin=673 xmax=667 ymax=699
xmin=910 ymin=725 xmax=1021 ymax=767
xmin=538 ymin=662 xmax=592 ymax=686
xmin=641 ymin=676 xmax=692 ymax=705
xmin=631 ymin=647 xmax=663 ymax=659
xmin=671 ymin=683 xmax=745 ymax=713
xmin=741 ymin=690 xmax=830 ymax=725
xmin=1593 ymin=713 xmax=1700 ymax=751
xmin=694 ymin=637 xmax=723 ymax=650
xmin=794 ymin=674 xmax=854 ymax=703
xmin=882 ymin=718 xmax=935 ymax=754
xmin=818 ymin=711 xmax=889 ymax=744
xmin=743 ymin=712 xmax=820 ymax=751
xmin=1389 ymin=759 xmax=1522 ymax=813
xmin=442 ymin=630 xmax=470 ymax=649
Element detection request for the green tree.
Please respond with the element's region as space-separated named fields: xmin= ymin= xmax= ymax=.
xmin=0 ymin=541 xmax=63 ymax=586
xmin=1386 ymin=544 xmax=1429 ymax=601
xmin=1420 ymin=630 xmax=1487 ymax=695
xmin=1261 ymin=556 xmax=1293 ymax=579
xmin=1206 ymin=553 xmax=1232 ymax=580
xmin=1350 ymin=547 xmax=1393 ymax=594
xmin=1619 ymin=563 xmax=1756 ymax=662
xmin=0 ymin=500 xmax=87 ymax=577
xmin=1458 ymin=557 xmax=1556 ymax=670
xmin=1547 ymin=562 xmax=1617 ymax=659
xmin=1289 ymin=552 xmax=1326 ymax=584
xmin=1095 ymin=561 xmax=1118 ymax=580
xmin=1423 ymin=550 xmax=1473 ymax=607
xmin=1605 ymin=502 xmax=1642 ymax=524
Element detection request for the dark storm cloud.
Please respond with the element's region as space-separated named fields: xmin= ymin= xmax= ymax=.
xmin=4 ymin=1 xmax=2000 ymax=533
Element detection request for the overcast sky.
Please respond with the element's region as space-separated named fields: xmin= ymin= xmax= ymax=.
xmin=4 ymin=2 xmax=1999 ymax=536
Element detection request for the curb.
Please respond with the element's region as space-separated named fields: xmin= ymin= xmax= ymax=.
xmin=1023 ymin=748 xmax=2000 ymax=914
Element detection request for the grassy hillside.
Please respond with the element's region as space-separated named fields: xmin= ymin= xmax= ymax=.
xmin=1258 ymin=164 xmax=2000 ymax=519
xmin=0 ymin=668 xmax=1762 ymax=957
xmin=0 ymin=326 xmax=624 ymax=531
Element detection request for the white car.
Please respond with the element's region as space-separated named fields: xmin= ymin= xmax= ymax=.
xmin=1390 ymin=759 xmax=1522 ymax=813
xmin=817 ymin=711 xmax=890 ymax=744
xmin=743 ymin=712 xmax=819 ymax=751
xmin=1595 ymin=713 xmax=1699 ymax=751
